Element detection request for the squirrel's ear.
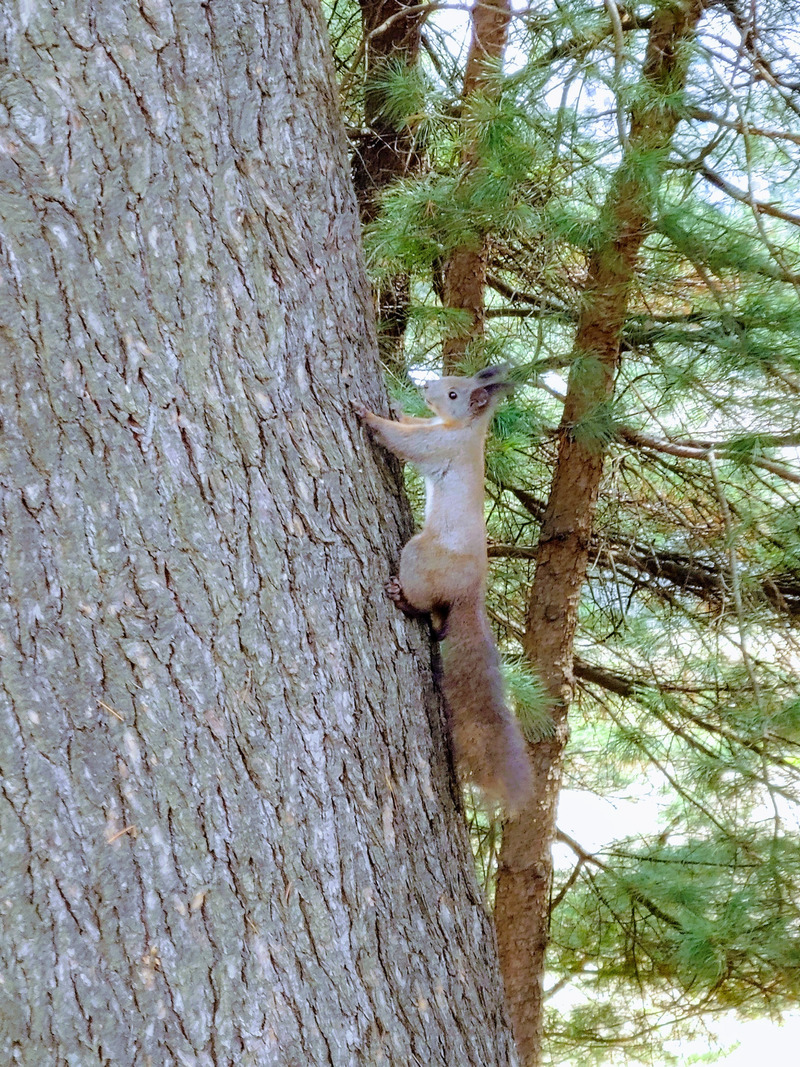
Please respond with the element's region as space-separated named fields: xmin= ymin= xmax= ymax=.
xmin=475 ymin=363 xmax=509 ymax=383
xmin=469 ymin=386 xmax=490 ymax=414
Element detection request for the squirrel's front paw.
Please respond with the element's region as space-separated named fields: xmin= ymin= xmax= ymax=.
xmin=352 ymin=399 xmax=371 ymax=420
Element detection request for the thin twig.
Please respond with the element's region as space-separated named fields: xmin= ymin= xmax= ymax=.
xmin=706 ymin=448 xmax=762 ymax=707
xmin=604 ymin=0 xmax=629 ymax=150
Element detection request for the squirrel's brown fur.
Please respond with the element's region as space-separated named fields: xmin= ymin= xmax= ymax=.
xmin=354 ymin=366 xmax=533 ymax=811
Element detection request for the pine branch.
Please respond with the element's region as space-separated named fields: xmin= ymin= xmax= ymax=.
xmin=683 ymin=432 xmax=800 ymax=449
xmin=618 ymin=427 xmax=800 ymax=486
xmin=488 ymin=597 xmax=765 ymax=704
xmin=523 ymin=371 xmax=800 ymax=486
xmin=675 ymin=159 xmax=800 ymax=229
xmin=573 ymin=655 xmax=639 ymax=697
xmin=718 ymin=0 xmax=800 ymax=118
xmin=687 ymin=106 xmax=800 ymax=146
xmin=549 ymin=855 xmax=586 ymax=912
xmin=441 ymin=0 xmax=512 ymax=368
xmin=491 ymin=495 xmax=800 ymax=617
xmin=600 ymin=702 xmax=748 ymax=842
xmin=540 ymin=9 xmax=653 ymax=66
xmin=706 ymin=447 xmax=762 ymax=702
xmin=485 ymin=273 xmax=575 ymax=318
xmin=650 ymin=702 xmax=800 ymax=780
xmin=556 ymin=831 xmax=685 ymax=931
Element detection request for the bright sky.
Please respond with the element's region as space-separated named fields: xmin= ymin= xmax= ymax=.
xmin=712 ymin=1017 xmax=800 ymax=1066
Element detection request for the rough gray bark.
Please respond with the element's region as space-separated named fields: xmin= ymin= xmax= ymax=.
xmin=0 ymin=2 xmax=518 ymax=1064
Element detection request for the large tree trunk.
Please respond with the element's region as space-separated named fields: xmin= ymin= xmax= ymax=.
xmin=0 ymin=2 xmax=518 ymax=1064
xmin=494 ymin=3 xmax=708 ymax=1064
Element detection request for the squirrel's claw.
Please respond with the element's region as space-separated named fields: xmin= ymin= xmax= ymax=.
xmin=385 ymin=576 xmax=405 ymax=603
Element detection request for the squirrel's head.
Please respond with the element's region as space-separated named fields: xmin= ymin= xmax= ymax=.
xmin=422 ymin=364 xmax=514 ymax=423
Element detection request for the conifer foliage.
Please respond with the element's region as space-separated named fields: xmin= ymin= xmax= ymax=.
xmin=331 ymin=0 xmax=800 ymax=1062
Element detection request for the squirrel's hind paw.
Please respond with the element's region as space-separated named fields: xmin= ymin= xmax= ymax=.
xmin=385 ymin=577 xmax=428 ymax=622
xmin=385 ymin=576 xmax=407 ymax=604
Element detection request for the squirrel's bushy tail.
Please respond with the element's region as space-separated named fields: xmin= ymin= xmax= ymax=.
xmin=440 ymin=598 xmax=533 ymax=812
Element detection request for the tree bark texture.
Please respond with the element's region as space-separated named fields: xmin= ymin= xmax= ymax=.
xmin=494 ymin=3 xmax=707 ymax=1064
xmin=0 ymin=2 xmax=518 ymax=1064
xmin=442 ymin=0 xmax=511 ymax=370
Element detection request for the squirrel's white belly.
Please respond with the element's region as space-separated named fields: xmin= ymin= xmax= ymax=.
xmin=424 ymin=475 xmax=485 ymax=554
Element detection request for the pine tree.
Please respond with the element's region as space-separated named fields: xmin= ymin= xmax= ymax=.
xmin=330 ymin=0 xmax=800 ymax=1062
xmin=0 ymin=1 xmax=519 ymax=1062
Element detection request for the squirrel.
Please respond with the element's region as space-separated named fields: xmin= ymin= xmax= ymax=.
xmin=354 ymin=365 xmax=533 ymax=812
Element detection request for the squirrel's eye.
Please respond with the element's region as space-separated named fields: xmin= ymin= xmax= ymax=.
xmin=448 ymin=390 xmax=458 ymax=399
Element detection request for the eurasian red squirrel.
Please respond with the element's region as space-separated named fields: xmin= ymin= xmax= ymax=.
xmin=354 ymin=365 xmax=533 ymax=812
